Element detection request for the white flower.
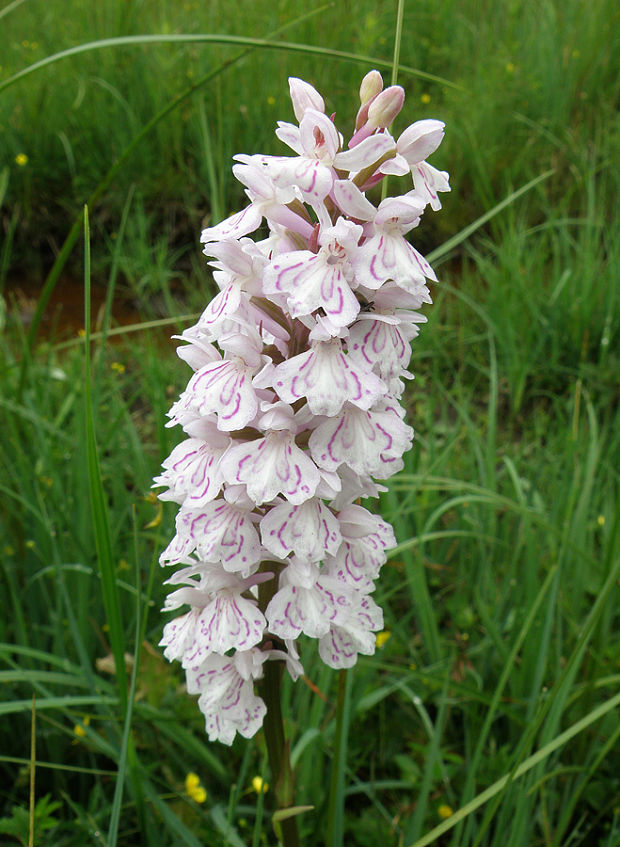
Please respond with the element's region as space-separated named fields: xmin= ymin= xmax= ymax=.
xmin=154 ymin=437 xmax=229 ymax=508
xmin=273 ymin=338 xmax=385 ymax=417
xmin=220 ymin=430 xmax=321 ymax=506
xmin=265 ymin=560 xmax=353 ymax=640
xmin=309 ymin=402 xmax=413 ymax=478
xmin=160 ymin=575 xmax=267 ymax=667
xmin=318 ymin=592 xmax=384 ymax=669
xmin=264 ymin=219 xmax=363 ymax=329
xmin=160 ymin=500 xmax=261 ymax=574
xmin=186 ymin=650 xmax=268 ymax=745
xmin=259 ymin=498 xmax=342 ymax=562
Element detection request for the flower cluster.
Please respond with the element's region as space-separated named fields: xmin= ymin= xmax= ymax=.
xmin=155 ymin=71 xmax=449 ymax=745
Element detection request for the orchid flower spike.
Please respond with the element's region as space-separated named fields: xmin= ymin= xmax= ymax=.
xmin=155 ymin=71 xmax=450 ymax=745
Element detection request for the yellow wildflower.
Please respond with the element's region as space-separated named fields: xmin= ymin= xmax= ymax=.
xmin=185 ymin=772 xmax=207 ymax=803
xmin=73 ymin=715 xmax=91 ymax=738
xmin=420 ymin=93 xmax=431 ymax=104
xmin=251 ymin=776 xmax=269 ymax=794
xmin=376 ymin=630 xmax=391 ymax=648
xmin=438 ymin=804 xmax=453 ymax=819
xmin=15 ymin=153 xmax=28 ymax=167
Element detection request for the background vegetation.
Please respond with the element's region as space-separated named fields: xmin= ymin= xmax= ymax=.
xmin=1 ymin=0 xmax=618 ymax=845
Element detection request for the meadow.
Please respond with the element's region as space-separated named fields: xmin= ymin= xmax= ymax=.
xmin=1 ymin=0 xmax=619 ymax=845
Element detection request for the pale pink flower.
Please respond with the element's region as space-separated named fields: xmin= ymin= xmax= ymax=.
xmin=155 ymin=69 xmax=449 ymax=744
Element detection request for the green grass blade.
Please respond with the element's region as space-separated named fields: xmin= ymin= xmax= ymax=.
xmin=106 ymin=517 xmax=143 ymax=847
xmin=326 ymin=669 xmax=352 ymax=847
xmin=469 ymin=508 xmax=620 ymax=846
xmin=0 ymin=167 xmax=8 ymax=211
xmin=17 ymin=7 xmax=336 ymax=357
xmin=427 ymin=170 xmax=554 ymax=264
xmin=0 ymin=0 xmax=26 ymax=22
xmin=408 ymin=690 xmax=620 ymax=847
xmin=142 ymin=782 xmax=205 ymax=847
xmin=83 ymin=205 xmax=128 ymax=707
xmin=450 ymin=565 xmax=558 ymax=844
xmin=0 ymin=35 xmax=460 ymax=96
xmin=0 ymin=695 xmax=118 ymax=716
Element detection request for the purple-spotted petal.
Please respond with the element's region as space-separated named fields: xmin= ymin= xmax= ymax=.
xmin=275 ymin=121 xmax=304 ymax=153
xmin=220 ymin=430 xmax=320 ymax=505
xmin=318 ymin=593 xmax=383 ymax=669
xmin=259 ymin=499 xmax=342 ymax=561
xmin=200 ymin=204 xmax=263 ymax=243
xmin=265 ymin=567 xmax=352 ymax=640
xmin=198 ymin=284 xmax=243 ymax=328
xmin=185 ymin=651 xmax=267 ymax=745
xmin=154 ymin=438 xmax=227 ymax=507
xmin=353 ymin=232 xmax=436 ymax=291
xmin=178 ymin=593 xmax=266 ymax=667
xmin=347 ymin=316 xmax=422 ymax=379
xmin=412 ymin=162 xmax=451 ymax=211
xmin=185 ymin=358 xmax=259 ymax=431
xmin=161 ymin=501 xmax=261 ymax=572
xmin=333 ymin=132 xmax=395 ymax=172
xmin=309 ymin=403 xmax=413 ymax=478
xmin=333 ymin=179 xmax=376 ymax=221
xmin=264 ymin=250 xmax=359 ymax=328
xmin=273 ymin=340 xmax=385 ymax=416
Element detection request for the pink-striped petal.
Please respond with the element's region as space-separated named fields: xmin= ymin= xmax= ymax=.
xmin=273 ymin=340 xmax=385 ymax=416
xmin=175 ymin=593 xmax=266 ymax=667
xmin=154 ymin=438 xmax=227 ymax=507
xmin=200 ymin=204 xmax=263 ymax=243
xmin=347 ymin=316 xmax=420 ymax=379
xmin=318 ymin=594 xmax=383 ymax=668
xmin=309 ymin=403 xmax=413 ymax=478
xmin=161 ymin=501 xmax=261 ymax=572
xmin=264 ymin=251 xmax=360 ymax=328
xmin=353 ymin=232 xmax=436 ymax=291
xmin=185 ymin=359 xmax=259 ymax=431
xmin=333 ymin=132 xmax=395 ymax=172
xmin=265 ymin=568 xmax=352 ymax=640
xmin=220 ymin=430 xmax=320 ymax=505
xmin=259 ymin=499 xmax=341 ymax=561
xmin=412 ymin=162 xmax=451 ymax=211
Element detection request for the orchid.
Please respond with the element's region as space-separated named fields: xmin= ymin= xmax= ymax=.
xmin=155 ymin=70 xmax=449 ymax=747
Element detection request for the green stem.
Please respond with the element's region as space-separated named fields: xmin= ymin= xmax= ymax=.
xmin=258 ymin=570 xmax=299 ymax=847
xmin=326 ymin=668 xmax=352 ymax=847
xmin=261 ymin=661 xmax=299 ymax=847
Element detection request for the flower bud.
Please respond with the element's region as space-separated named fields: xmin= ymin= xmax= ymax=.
xmin=359 ymin=70 xmax=383 ymax=105
xmin=367 ymin=85 xmax=405 ymax=129
xmin=355 ymin=70 xmax=384 ymax=130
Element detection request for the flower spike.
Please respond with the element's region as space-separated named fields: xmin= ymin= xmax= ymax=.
xmin=155 ymin=71 xmax=449 ymax=744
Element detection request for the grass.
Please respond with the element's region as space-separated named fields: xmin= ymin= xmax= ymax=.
xmin=1 ymin=0 xmax=619 ymax=844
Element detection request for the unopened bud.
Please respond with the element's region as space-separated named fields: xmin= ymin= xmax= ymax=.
xmin=359 ymin=70 xmax=383 ymax=105
xmin=367 ymin=85 xmax=405 ymax=129
xmin=289 ymin=77 xmax=325 ymax=122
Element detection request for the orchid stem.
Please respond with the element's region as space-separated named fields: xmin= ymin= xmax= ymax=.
xmin=261 ymin=660 xmax=300 ymax=847
xmin=258 ymin=570 xmax=299 ymax=847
